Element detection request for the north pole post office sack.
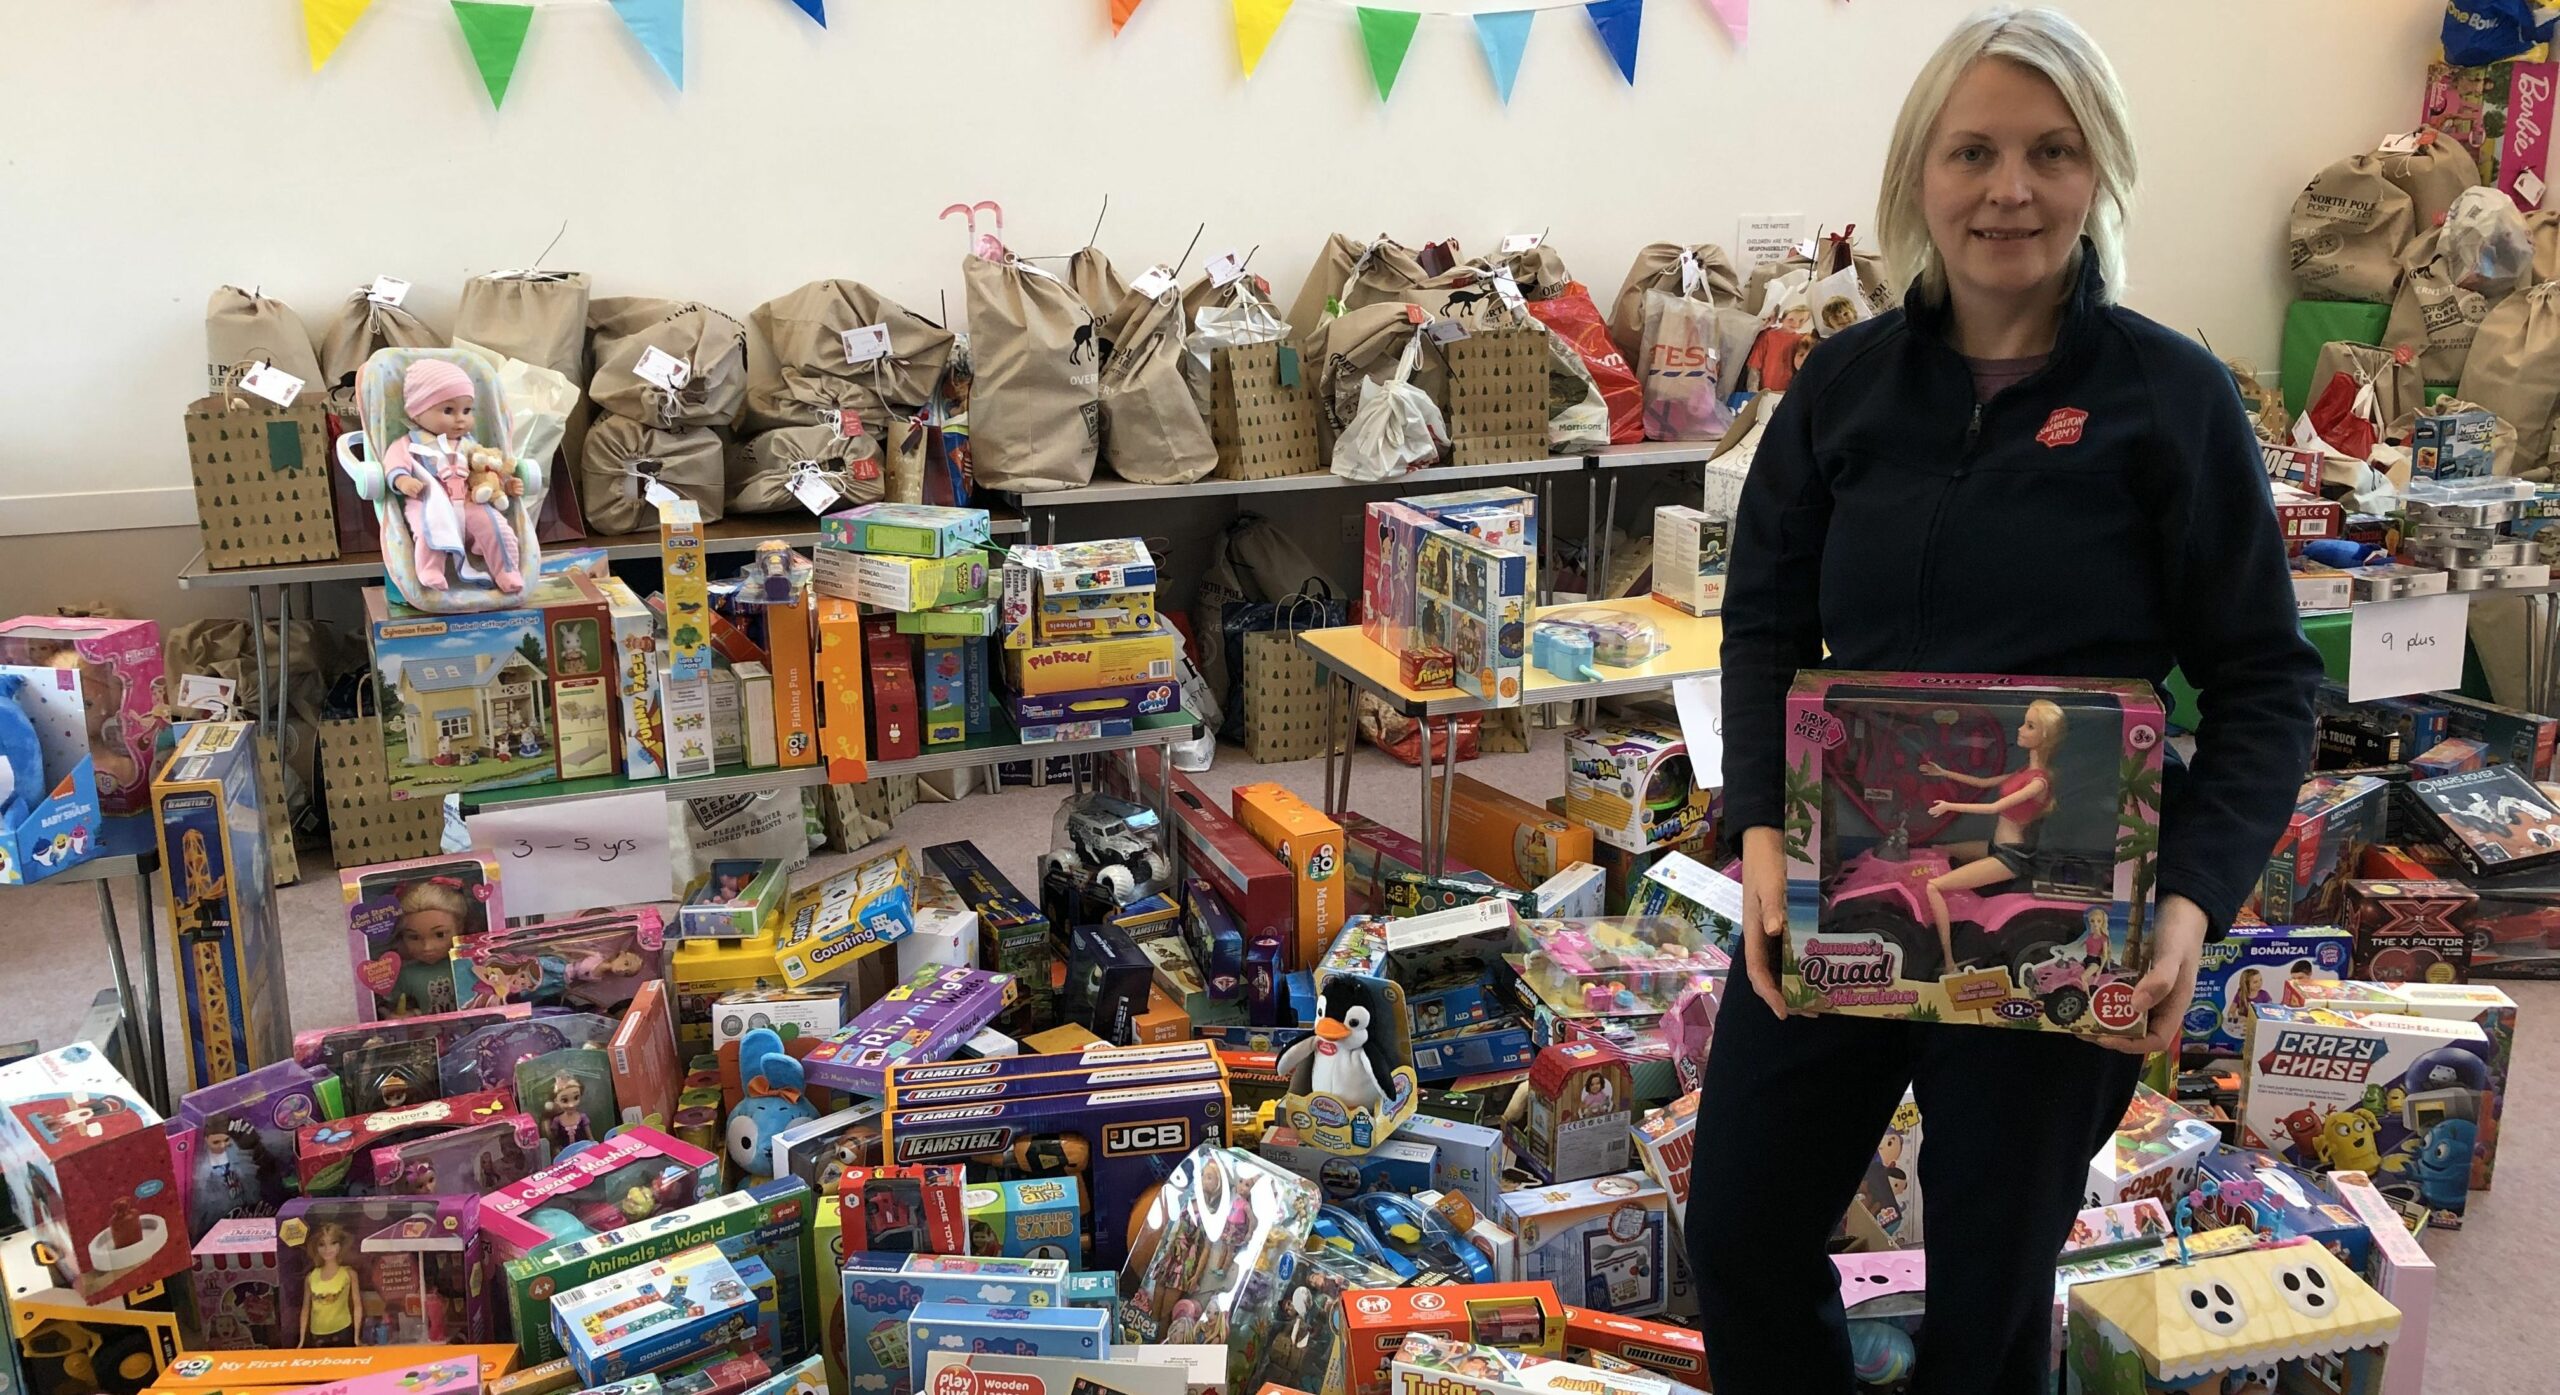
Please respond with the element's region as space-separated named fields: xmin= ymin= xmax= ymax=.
xmin=589 ymin=298 xmax=751 ymax=431
xmin=2385 ymin=227 xmax=2491 ymax=389
xmin=962 ymin=254 xmax=1102 ymax=492
xmin=205 ymin=286 xmax=324 ymax=395
xmin=730 ymin=424 xmax=883 ymax=515
xmin=1608 ymin=242 xmax=1745 ymax=361
xmin=2377 ymin=128 xmax=2483 ymax=229
xmin=1287 ymin=233 xmax=1431 ymax=351
xmin=2290 ymin=153 xmax=2418 ymax=302
xmin=2461 ymin=280 xmax=2560 ymax=481
xmin=744 ymin=279 xmax=954 ymax=440
xmin=454 ymin=270 xmax=594 ymax=540
xmin=1096 ymin=277 xmax=1218 ymax=486
xmin=579 ymin=414 xmax=728 ymax=533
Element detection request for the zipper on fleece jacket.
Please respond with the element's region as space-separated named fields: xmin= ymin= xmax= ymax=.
xmin=1907 ymin=399 xmax=1988 ymax=664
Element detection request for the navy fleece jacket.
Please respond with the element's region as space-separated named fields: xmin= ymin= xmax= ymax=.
xmin=1719 ymin=248 xmax=2323 ymax=936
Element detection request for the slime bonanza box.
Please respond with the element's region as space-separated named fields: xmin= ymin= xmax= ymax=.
xmin=2238 ymin=1003 xmax=2491 ymax=1230
xmin=1780 ymin=673 xmax=2165 ymax=1036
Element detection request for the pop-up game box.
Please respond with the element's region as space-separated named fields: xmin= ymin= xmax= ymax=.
xmin=1780 ymin=673 xmax=2164 ymax=1036
xmin=2239 ymin=1003 xmax=2491 ymax=1229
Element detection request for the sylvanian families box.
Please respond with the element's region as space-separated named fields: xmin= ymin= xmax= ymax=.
xmin=1780 ymin=673 xmax=2164 ymax=1037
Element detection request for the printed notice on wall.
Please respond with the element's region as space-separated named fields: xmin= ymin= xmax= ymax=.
xmin=1738 ymin=213 xmax=1814 ymax=271
xmin=466 ymin=790 xmax=672 ymax=920
xmin=1673 ymin=674 xmax=1725 ymax=790
xmin=2349 ymin=593 xmax=2468 ymax=701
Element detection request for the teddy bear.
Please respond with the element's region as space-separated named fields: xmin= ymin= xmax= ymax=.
xmin=465 ymin=446 xmax=513 ymax=507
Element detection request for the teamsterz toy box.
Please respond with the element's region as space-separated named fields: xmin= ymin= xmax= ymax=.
xmin=1780 ymin=673 xmax=2164 ymax=1036
xmin=2239 ymin=1003 xmax=2491 ymax=1230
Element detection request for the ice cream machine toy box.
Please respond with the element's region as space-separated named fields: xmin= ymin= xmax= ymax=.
xmin=1780 ymin=673 xmax=2165 ymax=1037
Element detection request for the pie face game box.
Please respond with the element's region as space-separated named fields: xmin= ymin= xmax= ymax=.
xmin=1779 ymin=673 xmax=2165 ymax=1036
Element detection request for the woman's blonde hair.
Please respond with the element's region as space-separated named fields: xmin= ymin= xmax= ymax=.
xmin=1875 ymin=6 xmax=2137 ymax=307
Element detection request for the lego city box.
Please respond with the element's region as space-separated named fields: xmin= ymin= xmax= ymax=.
xmin=2238 ymin=1003 xmax=2490 ymax=1230
xmin=0 ymin=1043 xmax=189 ymax=1302
xmin=1780 ymin=672 xmax=2166 ymax=1036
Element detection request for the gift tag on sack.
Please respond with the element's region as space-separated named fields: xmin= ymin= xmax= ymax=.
xmin=787 ymin=466 xmax=842 ymax=517
xmin=366 ymin=275 xmax=412 ymax=307
xmin=644 ymin=478 xmax=682 ymax=510
xmin=1500 ymin=231 xmax=1545 ymax=254
xmin=827 ymin=406 xmax=864 ymax=439
xmin=1204 ymin=250 xmax=1247 ymax=288
xmin=634 ymin=346 xmax=691 ymax=391
xmin=1679 ymin=250 xmax=1704 ymax=295
xmin=178 ymin=674 xmax=237 ymax=719
xmin=2521 ymin=169 xmax=2548 ymax=206
xmin=1493 ymin=274 xmax=1526 ymax=311
xmin=239 ymin=361 xmax=304 ymax=407
xmin=2379 ymin=132 xmax=2424 ymax=155
xmin=1427 ymin=317 xmax=1471 ymax=345
xmin=841 ymin=324 xmax=892 ymax=365
xmin=1130 ymin=265 xmax=1177 ymax=300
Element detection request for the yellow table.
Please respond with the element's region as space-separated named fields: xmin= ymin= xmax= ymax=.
xmin=1295 ymin=595 xmax=1724 ymax=875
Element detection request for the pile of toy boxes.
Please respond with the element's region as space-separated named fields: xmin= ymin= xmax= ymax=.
xmin=2286 ymin=474 xmax=2558 ymax=613
xmin=811 ymin=504 xmax=997 ymax=761
xmin=1362 ymin=488 xmax=1536 ymax=701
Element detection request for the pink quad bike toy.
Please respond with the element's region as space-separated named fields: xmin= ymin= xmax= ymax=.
xmin=1822 ymin=837 xmax=2120 ymax=1026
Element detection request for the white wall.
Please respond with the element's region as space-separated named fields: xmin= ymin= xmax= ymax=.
xmin=0 ymin=0 xmax=2452 ymax=534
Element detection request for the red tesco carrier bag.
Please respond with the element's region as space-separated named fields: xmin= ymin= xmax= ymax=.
xmin=1528 ymin=282 xmax=1644 ymax=444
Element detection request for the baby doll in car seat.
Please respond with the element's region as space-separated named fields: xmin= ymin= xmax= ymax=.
xmin=386 ymin=359 xmax=524 ymax=595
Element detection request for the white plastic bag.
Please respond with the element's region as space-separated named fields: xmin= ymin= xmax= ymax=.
xmin=2441 ymin=186 xmax=2537 ymax=298
xmin=1639 ymin=290 xmax=1736 ymax=442
xmin=1330 ymin=334 xmax=1447 ymax=482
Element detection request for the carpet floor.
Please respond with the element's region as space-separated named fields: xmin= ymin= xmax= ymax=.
xmin=3 ymin=733 xmax=2546 ymax=1388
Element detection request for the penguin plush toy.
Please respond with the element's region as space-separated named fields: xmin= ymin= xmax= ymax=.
xmin=1277 ymin=978 xmax=1400 ymax=1116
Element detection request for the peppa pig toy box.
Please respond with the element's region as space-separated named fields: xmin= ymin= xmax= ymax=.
xmin=1780 ymin=673 xmax=2164 ymax=1037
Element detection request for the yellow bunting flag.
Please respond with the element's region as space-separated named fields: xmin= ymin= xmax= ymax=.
xmin=303 ymin=0 xmax=376 ymax=71
xmin=1234 ymin=0 xmax=1296 ymax=78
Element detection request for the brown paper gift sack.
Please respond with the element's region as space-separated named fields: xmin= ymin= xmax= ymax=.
xmin=743 ymin=279 xmax=954 ymax=438
xmin=2530 ymin=210 xmax=2560 ymax=283
xmin=205 ymin=287 xmax=324 ymax=396
xmin=1607 ymin=243 xmax=1745 ymax=360
xmin=731 ymin=424 xmax=883 ymax=515
xmin=2385 ymin=228 xmax=2491 ymax=388
xmin=2290 ymin=155 xmax=2416 ymax=302
xmin=1744 ymin=238 xmax=1896 ymax=319
xmin=318 ymin=291 xmax=440 ymax=393
xmin=321 ymin=697 xmax=442 ymax=868
xmin=2377 ymin=131 xmax=2481 ymax=231
xmin=1242 ymin=628 xmax=1328 ymax=763
xmin=2307 ymin=340 xmax=2425 ymax=444
xmin=1067 ymin=248 xmax=1131 ymax=326
xmin=1311 ymin=301 xmax=1451 ymax=439
xmin=2460 ymin=281 xmax=2560 ymax=481
xmin=1097 ymin=285 xmax=1218 ymax=486
xmin=1287 ymin=234 xmax=1430 ymax=351
xmin=454 ymin=270 xmax=594 ymax=540
xmin=590 ymin=298 xmax=750 ymax=430
xmin=183 ymin=385 xmax=338 ymax=568
xmin=579 ymin=414 xmax=728 ymax=534
xmin=962 ymin=255 xmax=1101 ymax=493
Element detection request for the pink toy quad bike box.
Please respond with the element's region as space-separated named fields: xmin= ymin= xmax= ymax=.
xmin=1779 ymin=672 xmax=2165 ymax=1036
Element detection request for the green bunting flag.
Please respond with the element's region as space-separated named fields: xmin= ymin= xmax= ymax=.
xmin=450 ymin=2 xmax=534 ymax=109
xmin=1355 ymin=7 xmax=1422 ymax=102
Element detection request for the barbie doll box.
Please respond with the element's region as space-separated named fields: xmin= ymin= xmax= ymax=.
xmin=0 ymin=1043 xmax=188 ymax=1302
xmin=1779 ymin=673 xmax=2165 ymax=1038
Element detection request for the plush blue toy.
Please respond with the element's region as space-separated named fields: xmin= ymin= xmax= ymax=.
xmin=724 ymin=1026 xmax=816 ymax=1183
xmin=0 ymin=672 xmax=45 ymax=832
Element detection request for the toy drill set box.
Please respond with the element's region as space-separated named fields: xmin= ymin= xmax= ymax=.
xmin=841 ymin=1253 xmax=1072 ymax=1395
xmin=2185 ymin=925 xmax=2355 ymax=1055
xmin=1498 ymin=1173 xmax=1671 ymax=1319
xmin=502 ymin=1178 xmax=812 ymax=1365
xmin=1779 ymin=673 xmax=2166 ymax=1037
xmin=2238 ymin=1003 xmax=2491 ymax=1229
xmin=0 ymin=1043 xmax=189 ymax=1302
xmin=153 ymin=720 xmax=294 ymax=1087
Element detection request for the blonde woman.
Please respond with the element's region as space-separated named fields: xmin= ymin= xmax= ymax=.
xmin=1698 ymin=8 xmax=2321 ymax=1391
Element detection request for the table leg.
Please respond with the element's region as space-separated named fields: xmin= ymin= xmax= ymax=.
xmin=1321 ymin=677 xmax=1343 ymax=819
xmin=92 ymin=881 xmax=149 ymax=1109
xmin=248 ymin=585 xmax=268 ymax=721
xmin=134 ymin=869 xmax=170 ymax=1109
xmin=1600 ymin=475 xmax=1620 ymax=598
xmin=1434 ymin=715 xmax=1457 ymax=881
xmin=1583 ymin=475 xmax=1598 ymax=603
xmin=2526 ymin=597 xmax=2544 ymax=716
xmin=1416 ymin=716 xmax=1436 ymax=875
xmin=1045 ymin=510 xmax=1058 ymax=546
xmin=1335 ymin=683 xmax=1356 ymax=816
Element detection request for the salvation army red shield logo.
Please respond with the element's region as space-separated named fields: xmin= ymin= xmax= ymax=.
xmin=2037 ymin=408 xmax=2088 ymax=448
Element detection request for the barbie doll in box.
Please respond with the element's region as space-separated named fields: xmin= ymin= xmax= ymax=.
xmin=297 ymin=1221 xmax=361 ymax=1347
xmin=1917 ymin=698 xmax=2067 ymax=972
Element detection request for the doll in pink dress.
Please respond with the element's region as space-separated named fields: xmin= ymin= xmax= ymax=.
xmin=385 ymin=359 xmax=524 ymax=594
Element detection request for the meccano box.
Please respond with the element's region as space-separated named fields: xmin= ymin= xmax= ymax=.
xmin=1037 ymin=588 xmax=1164 ymax=643
xmin=504 ymin=1179 xmax=812 ymax=1366
xmin=823 ymin=504 xmax=994 ymax=559
xmin=907 ymin=1302 xmax=1110 ymax=1371
xmin=2330 ymin=1170 xmax=2434 ymax=1395
xmin=1232 ymin=782 xmax=1346 ymax=971
xmin=2341 ymin=879 xmax=2478 ymax=984
xmin=814 ymin=548 xmax=991 ymax=612
xmin=0 ymin=1043 xmax=188 ymax=1302
xmin=2402 ymin=764 xmax=2560 ymax=878
xmin=882 ymin=1078 xmax=1229 ymax=1270
xmin=152 ymin=720 xmax=293 ymax=1087
xmin=2258 ymin=775 xmax=2392 ymax=922
xmin=1004 ymin=633 xmax=1181 ymax=697
xmin=2184 ymin=924 xmax=2354 ymax=1054
xmin=2239 ymin=1003 xmax=2490 ymax=1228
xmin=803 ymin=965 xmax=1015 ymax=1096
xmin=1500 ymin=1174 xmax=1671 ymax=1319
xmin=363 ymin=589 xmax=557 ymax=799
xmin=844 ymin=1253 xmax=1073 ymax=1395
xmin=2283 ymin=980 xmax=2516 ymax=1192
xmin=1566 ymin=721 xmax=1714 ymax=855
xmin=2082 ymin=1085 xmax=2221 ymax=1210
xmin=1336 ymin=1283 xmax=1566 ymax=1395
xmin=1781 ymin=673 xmax=2164 ymax=1037
xmin=1648 ymin=506 xmax=1726 ymax=617
xmin=551 ymin=1244 xmax=761 ymax=1384
xmin=2433 ymin=691 xmax=2559 ymax=780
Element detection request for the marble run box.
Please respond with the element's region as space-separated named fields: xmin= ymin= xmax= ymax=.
xmin=2238 ymin=1004 xmax=2489 ymax=1229
xmin=502 ymin=1178 xmax=811 ymax=1366
xmin=804 ymin=965 xmax=1015 ymax=1096
xmin=551 ymin=1244 xmax=761 ymax=1385
xmin=2184 ymin=925 xmax=2354 ymax=1054
xmin=153 ymin=720 xmax=293 ymax=1087
xmin=842 ymin=1256 xmax=1072 ymax=1395
xmin=882 ymin=1077 xmax=1229 ymax=1270
xmin=1109 ymin=751 xmax=1294 ymax=996
xmin=0 ymin=1043 xmax=188 ymax=1302
xmin=1499 ymin=1174 xmax=1671 ymax=1319
xmin=1232 ymin=782 xmax=1345 ymax=970
xmin=908 ymin=1301 xmax=1110 ymax=1370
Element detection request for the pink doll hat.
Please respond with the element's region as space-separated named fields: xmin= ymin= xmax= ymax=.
xmin=404 ymin=359 xmax=474 ymax=420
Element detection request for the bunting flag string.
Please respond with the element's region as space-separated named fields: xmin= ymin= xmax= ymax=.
xmin=1586 ymin=0 xmax=1643 ymax=83
xmin=610 ymin=0 xmax=685 ymax=89
xmin=302 ymin=0 xmax=374 ymax=70
xmin=1235 ymin=0 xmax=1297 ymax=77
xmin=450 ymin=2 xmax=533 ymax=108
xmin=1474 ymin=11 xmax=1535 ymax=104
xmin=1356 ymin=6 xmax=1422 ymax=101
